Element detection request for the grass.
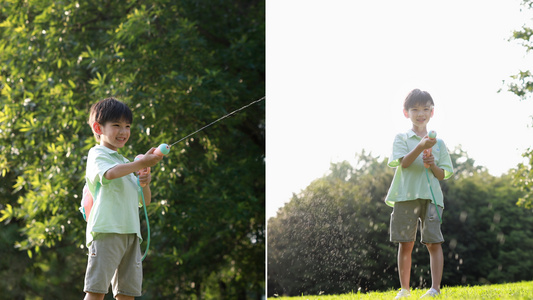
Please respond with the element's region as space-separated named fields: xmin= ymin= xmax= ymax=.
xmin=271 ymin=281 xmax=533 ymax=299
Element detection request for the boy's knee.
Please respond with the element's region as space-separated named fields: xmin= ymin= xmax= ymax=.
xmin=84 ymin=292 xmax=105 ymax=300
xmin=425 ymin=242 xmax=442 ymax=251
xmin=399 ymin=241 xmax=415 ymax=249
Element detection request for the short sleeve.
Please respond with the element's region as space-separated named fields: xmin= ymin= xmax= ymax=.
xmin=437 ymin=139 xmax=454 ymax=180
xmin=388 ymin=133 xmax=409 ymax=168
xmin=86 ymin=147 xmax=118 ymax=187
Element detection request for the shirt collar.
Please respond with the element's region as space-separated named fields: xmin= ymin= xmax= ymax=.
xmin=95 ymin=144 xmax=119 ymax=155
xmin=406 ymin=129 xmax=422 ymax=140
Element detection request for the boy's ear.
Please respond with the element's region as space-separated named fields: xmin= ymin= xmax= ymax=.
xmin=92 ymin=122 xmax=102 ymax=135
xmin=403 ymin=109 xmax=409 ymax=118
xmin=431 ymin=108 xmax=434 ymax=118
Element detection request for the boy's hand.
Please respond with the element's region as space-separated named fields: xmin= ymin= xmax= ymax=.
xmin=139 ymin=148 xmax=164 ymax=168
xmin=423 ymin=151 xmax=435 ymax=167
xmin=420 ymin=135 xmax=437 ymax=149
xmin=137 ymin=168 xmax=152 ymax=186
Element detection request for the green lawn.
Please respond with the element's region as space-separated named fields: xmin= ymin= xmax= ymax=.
xmin=272 ymin=281 xmax=533 ymax=299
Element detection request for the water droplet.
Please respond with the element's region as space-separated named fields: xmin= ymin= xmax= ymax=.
xmin=460 ymin=211 xmax=468 ymax=222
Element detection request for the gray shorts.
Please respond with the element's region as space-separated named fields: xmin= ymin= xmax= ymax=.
xmin=390 ymin=199 xmax=444 ymax=244
xmin=84 ymin=233 xmax=143 ymax=297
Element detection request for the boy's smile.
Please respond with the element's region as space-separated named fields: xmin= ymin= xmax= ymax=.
xmin=404 ymin=102 xmax=434 ymax=129
xmin=98 ymin=120 xmax=131 ymax=151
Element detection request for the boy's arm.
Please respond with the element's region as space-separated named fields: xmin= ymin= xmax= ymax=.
xmin=105 ymin=160 xmax=148 ymax=180
xmin=141 ymin=185 xmax=151 ymax=206
xmin=138 ymin=168 xmax=152 ymax=205
xmin=400 ymin=136 xmax=437 ymax=169
xmin=429 ymin=163 xmax=445 ymax=181
xmin=104 ymin=148 xmax=162 ymax=180
xmin=400 ymin=143 xmax=425 ymax=169
xmin=423 ymin=153 xmax=445 ymax=180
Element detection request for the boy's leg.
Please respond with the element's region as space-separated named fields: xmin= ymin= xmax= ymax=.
xmin=111 ymin=234 xmax=142 ymax=298
xmin=84 ymin=292 xmax=105 ymax=300
xmin=420 ymin=200 xmax=444 ymax=293
xmin=398 ymin=241 xmax=414 ymax=290
xmin=391 ymin=200 xmax=421 ymax=292
xmin=84 ymin=234 xmax=127 ymax=297
xmin=116 ymin=295 xmax=134 ymax=300
xmin=425 ymin=243 xmax=443 ymax=293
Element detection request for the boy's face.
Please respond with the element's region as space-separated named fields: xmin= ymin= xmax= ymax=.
xmin=95 ymin=119 xmax=131 ymax=151
xmin=403 ymin=101 xmax=434 ymax=128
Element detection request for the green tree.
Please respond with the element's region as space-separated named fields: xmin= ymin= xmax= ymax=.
xmin=0 ymin=0 xmax=264 ymax=299
xmin=442 ymin=171 xmax=533 ymax=286
xmin=505 ymin=0 xmax=533 ymax=209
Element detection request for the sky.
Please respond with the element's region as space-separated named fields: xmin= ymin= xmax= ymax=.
xmin=266 ymin=0 xmax=533 ymax=219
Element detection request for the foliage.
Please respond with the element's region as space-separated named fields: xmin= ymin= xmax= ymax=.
xmin=273 ymin=281 xmax=533 ymax=300
xmin=267 ymin=149 xmax=533 ymax=297
xmin=0 ymin=0 xmax=264 ymax=299
xmin=268 ymin=152 xmax=396 ymax=296
xmin=505 ymin=0 xmax=533 ymax=209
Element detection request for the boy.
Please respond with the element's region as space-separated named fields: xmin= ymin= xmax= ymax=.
xmin=83 ymin=97 xmax=163 ymax=300
xmin=385 ymin=89 xmax=453 ymax=299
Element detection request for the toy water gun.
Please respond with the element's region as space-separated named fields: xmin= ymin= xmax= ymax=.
xmin=134 ymin=144 xmax=171 ymax=187
xmin=423 ymin=130 xmax=437 ymax=168
xmin=422 ymin=130 xmax=442 ymax=223
xmin=134 ymin=144 xmax=170 ymax=261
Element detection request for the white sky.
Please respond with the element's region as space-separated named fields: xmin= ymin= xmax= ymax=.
xmin=266 ymin=0 xmax=533 ymax=219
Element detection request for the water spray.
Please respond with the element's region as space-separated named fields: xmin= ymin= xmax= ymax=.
xmin=134 ymin=96 xmax=264 ymax=170
xmin=133 ymin=96 xmax=265 ymax=260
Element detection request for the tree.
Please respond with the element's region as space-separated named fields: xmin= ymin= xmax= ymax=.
xmin=442 ymin=171 xmax=533 ymax=286
xmin=505 ymin=0 xmax=533 ymax=209
xmin=0 ymin=0 xmax=264 ymax=299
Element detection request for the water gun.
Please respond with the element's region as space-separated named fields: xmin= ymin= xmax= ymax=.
xmin=134 ymin=143 xmax=171 ymax=187
xmin=423 ymin=130 xmax=437 ymax=168
xmin=423 ymin=130 xmax=442 ymax=223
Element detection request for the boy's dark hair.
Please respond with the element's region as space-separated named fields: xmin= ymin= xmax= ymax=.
xmin=404 ymin=89 xmax=434 ymax=111
xmin=88 ymin=97 xmax=133 ymax=142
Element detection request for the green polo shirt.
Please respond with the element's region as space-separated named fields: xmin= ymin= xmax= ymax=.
xmin=385 ymin=130 xmax=454 ymax=208
xmin=85 ymin=145 xmax=142 ymax=247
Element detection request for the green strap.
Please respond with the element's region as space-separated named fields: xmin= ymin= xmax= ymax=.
xmin=138 ymin=177 xmax=150 ymax=261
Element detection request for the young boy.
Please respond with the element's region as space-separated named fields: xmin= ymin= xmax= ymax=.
xmin=385 ymin=89 xmax=453 ymax=299
xmin=83 ymin=97 xmax=163 ymax=300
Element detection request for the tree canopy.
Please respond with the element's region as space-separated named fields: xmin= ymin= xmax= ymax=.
xmin=506 ymin=0 xmax=533 ymax=210
xmin=0 ymin=0 xmax=264 ymax=299
xmin=268 ymin=150 xmax=533 ymax=297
